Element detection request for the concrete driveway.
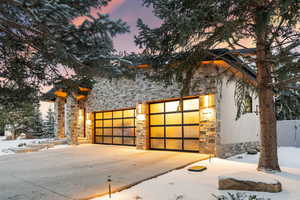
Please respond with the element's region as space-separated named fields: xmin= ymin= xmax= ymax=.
xmin=0 ymin=144 xmax=209 ymax=200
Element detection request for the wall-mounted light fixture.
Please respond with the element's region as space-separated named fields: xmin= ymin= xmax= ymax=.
xmin=136 ymin=103 xmax=146 ymax=121
xmin=255 ymin=105 xmax=259 ymax=115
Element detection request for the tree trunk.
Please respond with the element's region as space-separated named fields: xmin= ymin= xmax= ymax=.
xmin=256 ymin=21 xmax=280 ymax=172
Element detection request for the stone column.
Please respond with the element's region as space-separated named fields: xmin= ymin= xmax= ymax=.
xmin=65 ymin=97 xmax=79 ymax=145
xmin=199 ymin=94 xmax=217 ymax=155
xmin=135 ymin=103 xmax=149 ymax=150
xmin=54 ymin=97 xmax=65 ymax=139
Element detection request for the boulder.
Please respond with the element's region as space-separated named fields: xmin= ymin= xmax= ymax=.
xmin=246 ymin=149 xmax=258 ymax=155
xmin=219 ymin=176 xmax=282 ymax=193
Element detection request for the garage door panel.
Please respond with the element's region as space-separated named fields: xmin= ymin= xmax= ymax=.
xmin=95 ymin=129 xmax=103 ymax=136
xmin=103 ymin=137 xmax=113 ymax=144
xmin=183 ymin=126 xmax=199 ymax=138
xmin=184 ymin=140 xmax=199 ymax=151
xmin=150 ymin=98 xmax=200 ymax=152
xmin=113 ymin=128 xmax=122 ymax=136
xmin=94 ymin=109 xmax=136 ymax=146
xmin=95 ymin=136 xmax=103 ymax=143
xmin=113 ymin=119 xmax=123 ymax=127
xmin=113 ymin=137 xmax=123 ymax=144
xmin=150 ymin=114 xmax=164 ymax=125
xmin=183 ymin=112 xmax=199 ymax=124
xmin=166 ymin=126 xmax=182 ymax=137
xmin=123 ymin=128 xmax=135 ymax=136
xmin=124 ymin=119 xmax=134 ymax=127
xmin=151 ymin=139 xmax=164 ymax=149
xmin=150 ymin=127 xmax=164 ymax=137
xmin=165 ymin=113 xmax=182 ymax=124
xmin=124 ymin=137 xmax=135 ymax=145
xmin=166 ymin=139 xmax=182 ymax=150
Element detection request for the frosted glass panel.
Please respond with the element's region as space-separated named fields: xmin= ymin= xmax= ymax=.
xmin=95 ymin=129 xmax=102 ymax=135
xmin=150 ymin=115 xmax=164 ymax=125
xmin=113 ymin=137 xmax=122 ymax=144
xmin=124 ymin=119 xmax=134 ymax=127
xmin=95 ymin=120 xmax=102 ymax=127
xmin=183 ymin=98 xmax=199 ymax=110
xmin=165 ymin=101 xmax=180 ymax=112
xmin=103 ymin=120 xmax=112 ymax=127
xmin=166 ymin=126 xmax=182 ymax=137
xmin=151 ymin=127 xmax=164 ymax=137
xmin=151 ymin=139 xmax=164 ymax=149
xmin=165 ymin=113 xmax=182 ymax=124
xmin=184 ymin=126 xmax=199 ymax=138
xmin=103 ymin=137 xmax=112 ymax=143
xmin=124 ymin=109 xmax=135 ymax=117
xmin=183 ymin=112 xmax=199 ymax=124
xmin=113 ymin=128 xmax=122 ymax=136
xmin=166 ymin=139 xmax=182 ymax=150
xmin=150 ymin=103 xmax=164 ymax=113
xmin=113 ymin=111 xmax=123 ymax=118
xmin=103 ymin=128 xmax=112 ymax=135
xmin=124 ymin=128 xmax=135 ymax=136
xmin=124 ymin=138 xmax=134 ymax=145
xmin=95 ymin=113 xmax=102 ymax=119
xmin=103 ymin=112 xmax=112 ymax=119
xmin=184 ymin=140 xmax=199 ymax=151
xmin=95 ymin=136 xmax=103 ymax=143
xmin=113 ymin=119 xmax=123 ymax=127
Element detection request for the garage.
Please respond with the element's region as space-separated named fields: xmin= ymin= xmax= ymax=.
xmin=94 ymin=108 xmax=136 ymax=146
xmin=149 ymin=97 xmax=200 ymax=152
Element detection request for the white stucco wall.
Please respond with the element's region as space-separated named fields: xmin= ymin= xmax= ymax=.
xmin=219 ymin=79 xmax=260 ymax=144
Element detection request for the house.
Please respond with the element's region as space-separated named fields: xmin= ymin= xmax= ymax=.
xmin=43 ymin=49 xmax=260 ymax=158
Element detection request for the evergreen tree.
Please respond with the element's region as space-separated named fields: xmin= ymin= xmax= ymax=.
xmin=135 ymin=0 xmax=300 ymax=171
xmin=0 ymin=102 xmax=43 ymax=138
xmin=0 ymin=0 xmax=129 ymax=109
xmin=43 ymin=108 xmax=55 ymax=138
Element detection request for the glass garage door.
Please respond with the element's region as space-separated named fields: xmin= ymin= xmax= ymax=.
xmin=94 ymin=109 xmax=136 ymax=146
xmin=149 ymin=98 xmax=200 ymax=152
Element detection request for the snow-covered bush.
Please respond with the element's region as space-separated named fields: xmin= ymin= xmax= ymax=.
xmin=213 ymin=193 xmax=270 ymax=200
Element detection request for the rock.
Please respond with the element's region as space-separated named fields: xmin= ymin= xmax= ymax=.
xmin=219 ymin=176 xmax=282 ymax=193
xmin=246 ymin=149 xmax=257 ymax=155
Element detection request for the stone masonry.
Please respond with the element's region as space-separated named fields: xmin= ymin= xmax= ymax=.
xmin=54 ymin=97 xmax=65 ymax=139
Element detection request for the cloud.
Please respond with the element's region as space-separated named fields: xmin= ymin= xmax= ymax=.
xmin=73 ymin=0 xmax=125 ymax=26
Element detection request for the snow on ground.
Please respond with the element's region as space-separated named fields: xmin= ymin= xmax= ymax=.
xmin=0 ymin=136 xmax=68 ymax=156
xmin=93 ymin=147 xmax=300 ymax=200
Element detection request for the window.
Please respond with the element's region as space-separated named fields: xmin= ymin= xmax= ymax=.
xmin=244 ymin=95 xmax=253 ymax=113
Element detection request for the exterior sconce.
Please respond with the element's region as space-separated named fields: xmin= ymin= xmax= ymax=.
xmin=136 ymin=103 xmax=146 ymax=121
xmin=255 ymin=105 xmax=259 ymax=115
xmin=78 ymin=109 xmax=84 ymax=120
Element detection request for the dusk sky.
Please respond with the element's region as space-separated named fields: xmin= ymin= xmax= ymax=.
xmin=41 ymin=0 xmax=160 ymax=116
xmin=74 ymin=0 xmax=161 ymax=52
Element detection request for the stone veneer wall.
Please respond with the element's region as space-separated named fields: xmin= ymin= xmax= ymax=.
xmin=54 ymin=97 xmax=65 ymax=139
xmin=85 ymin=66 xmax=218 ymax=113
xmin=216 ymin=141 xmax=260 ymax=158
xmin=65 ymin=97 xmax=79 ymax=145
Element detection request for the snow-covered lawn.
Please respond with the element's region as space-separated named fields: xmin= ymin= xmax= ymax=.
xmin=93 ymin=147 xmax=300 ymax=200
xmin=0 ymin=136 xmax=68 ymax=156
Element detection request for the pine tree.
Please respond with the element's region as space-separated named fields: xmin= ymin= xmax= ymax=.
xmin=0 ymin=0 xmax=129 ymax=108
xmin=135 ymin=0 xmax=300 ymax=171
xmin=43 ymin=108 xmax=55 ymax=138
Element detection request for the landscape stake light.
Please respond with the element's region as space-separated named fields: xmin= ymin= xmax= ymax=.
xmin=107 ymin=175 xmax=112 ymax=199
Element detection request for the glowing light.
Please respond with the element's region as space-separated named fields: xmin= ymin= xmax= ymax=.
xmin=137 ymin=114 xmax=146 ymax=121
xmin=204 ymin=95 xmax=209 ymax=108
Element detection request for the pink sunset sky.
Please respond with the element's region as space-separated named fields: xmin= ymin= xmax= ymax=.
xmin=40 ymin=0 xmax=160 ymax=116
